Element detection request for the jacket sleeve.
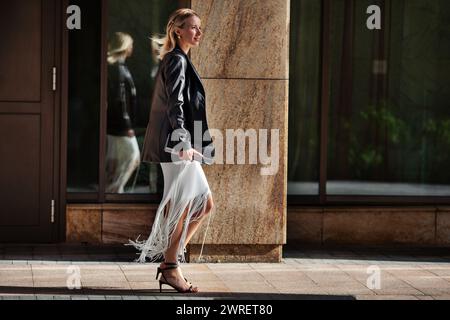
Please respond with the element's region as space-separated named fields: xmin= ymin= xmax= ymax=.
xmin=164 ymin=54 xmax=192 ymax=151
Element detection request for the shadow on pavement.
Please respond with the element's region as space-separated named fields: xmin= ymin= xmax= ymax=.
xmin=283 ymin=245 xmax=450 ymax=263
xmin=0 ymin=244 xmax=137 ymax=262
xmin=2 ymin=244 xmax=449 ymax=264
xmin=0 ymin=286 xmax=355 ymax=300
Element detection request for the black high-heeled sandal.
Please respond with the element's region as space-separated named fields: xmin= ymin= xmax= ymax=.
xmin=156 ymin=261 xmax=193 ymax=285
xmin=156 ymin=263 xmax=198 ymax=293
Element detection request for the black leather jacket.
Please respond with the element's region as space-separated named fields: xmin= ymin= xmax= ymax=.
xmin=141 ymin=44 xmax=214 ymax=164
xmin=107 ymin=61 xmax=137 ymax=136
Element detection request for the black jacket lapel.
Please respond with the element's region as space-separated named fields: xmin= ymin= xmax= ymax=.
xmin=173 ymin=45 xmax=205 ymax=95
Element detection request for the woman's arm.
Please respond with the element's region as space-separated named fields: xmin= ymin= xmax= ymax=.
xmin=164 ymin=54 xmax=192 ymax=151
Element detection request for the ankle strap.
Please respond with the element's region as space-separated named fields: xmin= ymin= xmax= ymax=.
xmin=164 ymin=261 xmax=179 ymax=266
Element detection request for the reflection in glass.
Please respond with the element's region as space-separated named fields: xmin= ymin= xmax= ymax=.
xmin=106 ymin=32 xmax=141 ymax=193
xmin=327 ymin=0 xmax=450 ymax=196
xmin=107 ymin=0 xmax=186 ymax=194
xmin=288 ymin=0 xmax=322 ymax=195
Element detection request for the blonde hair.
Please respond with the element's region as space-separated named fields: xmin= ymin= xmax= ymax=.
xmin=107 ymin=32 xmax=134 ymax=64
xmin=151 ymin=8 xmax=200 ymax=61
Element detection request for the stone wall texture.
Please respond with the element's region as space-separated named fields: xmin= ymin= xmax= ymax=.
xmin=187 ymin=0 xmax=290 ymax=260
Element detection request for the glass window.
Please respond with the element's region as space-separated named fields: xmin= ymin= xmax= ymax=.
xmin=327 ymin=0 xmax=450 ymax=196
xmin=67 ymin=0 xmax=101 ymax=193
xmin=67 ymin=0 xmax=188 ymax=196
xmin=105 ymin=0 xmax=186 ymax=195
xmin=288 ymin=0 xmax=322 ymax=196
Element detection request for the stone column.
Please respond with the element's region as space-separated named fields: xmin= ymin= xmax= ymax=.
xmin=188 ymin=0 xmax=290 ymax=262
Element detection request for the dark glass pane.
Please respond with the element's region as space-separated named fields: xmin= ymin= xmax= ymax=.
xmin=67 ymin=0 xmax=101 ymax=193
xmin=327 ymin=0 xmax=450 ymax=196
xmin=288 ymin=0 xmax=322 ymax=195
xmin=105 ymin=0 xmax=188 ymax=194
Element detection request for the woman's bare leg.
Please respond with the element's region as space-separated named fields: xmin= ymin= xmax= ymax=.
xmin=158 ymin=205 xmax=195 ymax=291
xmin=183 ymin=195 xmax=214 ymax=249
xmin=158 ymin=196 xmax=213 ymax=292
xmin=164 ymin=206 xmax=188 ymax=263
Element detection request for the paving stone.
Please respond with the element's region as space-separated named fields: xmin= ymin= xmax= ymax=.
xmin=122 ymin=295 xmax=140 ymax=300
xmin=105 ymin=296 xmax=123 ymax=300
xmin=71 ymin=296 xmax=89 ymax=300
xmin=356 ymin=295 xmax=419 ymax=300
xmin=2 ymin=296 xmax=21 ymax=300
xmin=138 ymin=296 xmax=158 ymax=300
xmin=432 ymin=295 xmax=450 ymax=300
xmin=36 ymin=295 xmax=56 ymax=300
xmin=416 ymin=295 xmax=434 ymax=300
xmin=49 ymin=296 xmax=71 ymax=300
xmin=2 ymin=246 xmax=450 ymax=300
xmin=156 ymin=295 xmax=175 ymax=300
xmin=88 ymin=295 xmax=106 ymax=300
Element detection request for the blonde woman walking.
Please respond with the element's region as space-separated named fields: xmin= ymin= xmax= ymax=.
xmin=128 ymin=9 xmax=215 ymax=293
xmin=106 ymin=32 xmax=140 ymax=194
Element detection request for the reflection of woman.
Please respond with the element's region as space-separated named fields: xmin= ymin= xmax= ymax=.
xmin=106 ymin=32 xmax=141 ymax=193
xmin=128 ymin=9 xmax=215 ymax=293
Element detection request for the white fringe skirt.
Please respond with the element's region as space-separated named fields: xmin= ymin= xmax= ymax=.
xmin=105 ymin=135 xmax=140 ymax=194
xmin=127 ymin=160 xmax=212 ymax=263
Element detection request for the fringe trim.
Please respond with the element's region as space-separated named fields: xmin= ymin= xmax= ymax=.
xmin=126 ymin=165 xmax=210 ymax=263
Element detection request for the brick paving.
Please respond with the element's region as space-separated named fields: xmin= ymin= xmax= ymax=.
xmin=0 ymin=244 xmax=450 ymax=300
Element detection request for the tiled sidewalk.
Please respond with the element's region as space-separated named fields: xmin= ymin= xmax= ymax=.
xmin=1 ymin=245 xmax=450 ymax=300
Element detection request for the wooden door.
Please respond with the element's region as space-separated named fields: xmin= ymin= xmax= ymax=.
xmin=0 ymin=0 xmax=57 ymax=242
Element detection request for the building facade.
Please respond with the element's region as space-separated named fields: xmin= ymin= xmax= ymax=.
xmin=0 ymin=0 xmax=449 ymax=262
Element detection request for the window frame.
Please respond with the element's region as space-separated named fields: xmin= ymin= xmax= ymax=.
xmin=288 ymin=0 xmax=450 ymax=206
xmin=62 ymin=0 xmax=450 ymax=205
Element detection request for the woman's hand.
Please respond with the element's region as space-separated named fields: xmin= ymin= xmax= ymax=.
xmin=179 ymin=148 xmax=203 ymax=161
xmin=126 ymin=129 xmax=135 ymax=138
